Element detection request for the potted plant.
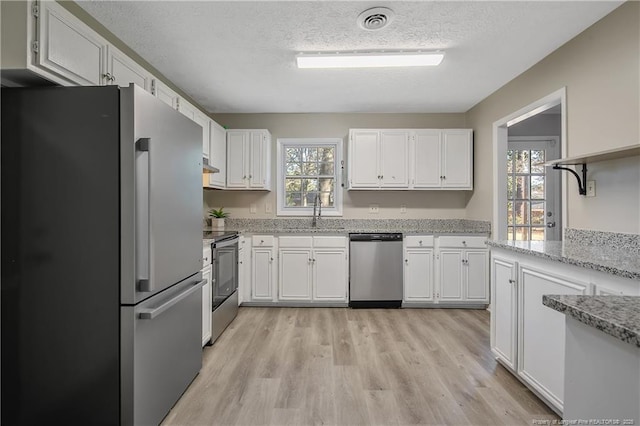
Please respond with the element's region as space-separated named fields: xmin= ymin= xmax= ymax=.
xmin=208 ymin=207 xmax=229 ymax=229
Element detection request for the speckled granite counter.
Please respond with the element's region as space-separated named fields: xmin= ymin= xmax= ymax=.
xmin=215 ymin=218 xmax=491 ymax=236
xmin=487 ymin=240 xmax=640 ymax=280
xmin=543 ymin=295 xmax=640 ymax=347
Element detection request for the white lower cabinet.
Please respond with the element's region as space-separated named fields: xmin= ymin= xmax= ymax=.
xmin=277 ymin=236 xmax=348 ymax=303
xmin=251 ymin=246 xmax=276 ymax=301
xmin=490 ymin=254 xmax=518 ymax=371
xmin=403 ymin=235 xmax=488 ymax=305
xmin=490 ymin=247 xmax=593 ymax=415
xmin=313 ymin=249 xmax=348 ymax=301
xmin=518 ymin=265 xmax=589 ymax=413
xmin=201 ymin=245 xmax=212 ymax=347
xmin=403 ymin=249 xmax=434 ymax=302
xmin=439 ymin=250 xmax=464 ymax=301
xmin=437 ymin=236 xmax=489 ymax=304
xmin=279 ymin=249 xmax=313 ymax=301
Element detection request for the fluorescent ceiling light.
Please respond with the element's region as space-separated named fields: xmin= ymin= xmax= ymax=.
xmin=296 ymin=51 xmax=445 ymax=69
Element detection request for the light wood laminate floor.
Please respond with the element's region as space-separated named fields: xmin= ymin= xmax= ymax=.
xmin=162 ymin=307 xmax=559 ymax=426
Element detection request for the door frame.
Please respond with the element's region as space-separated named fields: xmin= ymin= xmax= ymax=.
xmin=492 ymin=88 xmax=567 ymax=240
xmin=507 ymin=136 xmax=561 ymax=240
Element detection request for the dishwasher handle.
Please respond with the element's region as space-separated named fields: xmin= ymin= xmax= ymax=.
xmin=349 ymin=233 xmax=403 ymax=242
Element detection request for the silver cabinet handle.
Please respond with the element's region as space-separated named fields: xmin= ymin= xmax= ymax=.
xmin=135 ymin=138 xmax=152 ymax=292
xmin=138 ymin=280 xmax=205 ymax=320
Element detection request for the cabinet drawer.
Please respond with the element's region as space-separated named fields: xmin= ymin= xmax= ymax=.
xmin=202 ymin=246 xmax=212 ymax=268
xmin=313 ymin=236 xmax=347 ymax=248
xmin=405 ymin=236 xmax=434 ymax=248
xmin=252 ymin=235 xmax=275 ymax=247
xmin=279 ymin=236 xmax=313 ymax=248
xmin=438 ymin=236 xmax=487 ymax=248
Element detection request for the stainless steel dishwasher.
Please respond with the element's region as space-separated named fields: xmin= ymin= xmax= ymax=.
xmin=349 ymin=233 xmax=403 ymax=308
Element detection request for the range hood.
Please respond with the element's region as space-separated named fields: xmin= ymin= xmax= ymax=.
xmin=202 ymin=158 xmax=220 ymax=174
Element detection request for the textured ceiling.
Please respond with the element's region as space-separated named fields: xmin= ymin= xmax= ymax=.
xmin=77 ymin=1 xmax=622 ymax=113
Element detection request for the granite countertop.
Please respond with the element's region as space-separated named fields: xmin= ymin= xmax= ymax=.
xmin=543 ymin=295 xmax=640 ymax=347
xmin=213 ymin=218 xmax=491 ymax=237
xmin=487 ymin=240 xmax=640 ymax=280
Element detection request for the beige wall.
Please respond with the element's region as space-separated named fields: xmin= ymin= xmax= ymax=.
xmin=465 ymin=1 xmax=639 ymax=234
xmin=205 ymin=113 xmax=470 ymax=219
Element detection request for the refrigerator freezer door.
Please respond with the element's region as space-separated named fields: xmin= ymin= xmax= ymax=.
xmin=120 ymin=274 xmax=204 ymax=426
xmin=120 ymin=85 xmax=203 ymax=304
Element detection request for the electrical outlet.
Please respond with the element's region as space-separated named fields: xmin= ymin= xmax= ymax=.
xmin=586 ymin=180 xmax=596 ymax=197
xmin=265 ymin=203 xmax=273 ymax=213
xmin=400 ymin=205 xmax=407 ymax=214
xmin=369 ymin=204 xmax=379 ymax=214
xmin=250 ymin=204 xmax=257 ymax=214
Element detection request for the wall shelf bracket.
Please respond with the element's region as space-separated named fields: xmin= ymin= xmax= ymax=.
xmin=552 ymin=163 xmax=587 ymax=195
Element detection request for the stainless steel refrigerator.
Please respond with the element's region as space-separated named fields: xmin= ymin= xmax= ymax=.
xmin=2 ymin=85 xmax=204 ymax=425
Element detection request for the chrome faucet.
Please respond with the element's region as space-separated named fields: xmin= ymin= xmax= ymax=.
xmin=312 ymin=194 xmax=322 ymax=227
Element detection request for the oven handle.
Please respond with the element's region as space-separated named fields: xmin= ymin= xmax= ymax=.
xmin=138 ymin=280 xmax=205 ymax=320
xmin=213 ymin=237 xmax=239 ymax=249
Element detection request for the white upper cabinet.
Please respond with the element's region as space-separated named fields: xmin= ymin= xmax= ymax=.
xmin=348 ymin=129 xmax=409 ymax=189
xmin=206 ymin=120 xmax=226 ymax=189
xmin=349 ymin=130 xmax=380 ymax=188
xmin=105 ymin=45 xmax=151 ymax=91
xmin=36 ymin=1 xmax=107 ymax=86
xmin=441 ymin=129 xmax=473 ymax=189
xmin=226 ymin=131 xmax=248 ymax=188
xmin=178 ymin=99 xmax=210 ymax=159
xmin=380 ymin=131 xmax=410 ymax=187
xmin=152 ymin=79 xmax=179 ymax=109
xmin=349 ymin=128 xmax=472 ymax=190
xmin=412 ymin=130 xmax=441 ymax=188
xmin=195 ymin=113 xmax=210 ymax=160
xmin=226 ymin=130 xmax=271 ymax=190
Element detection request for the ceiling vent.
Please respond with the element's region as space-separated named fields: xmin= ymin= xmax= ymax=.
xmin=357 ymin=7 xmax=395 ymax=31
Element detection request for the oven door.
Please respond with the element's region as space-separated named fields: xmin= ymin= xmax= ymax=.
xmin=212 ymin=237 xmax=239 ymax=310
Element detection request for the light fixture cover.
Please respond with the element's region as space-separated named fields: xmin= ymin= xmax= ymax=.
xmin=296 ymin=51 xmax=445 ymax=69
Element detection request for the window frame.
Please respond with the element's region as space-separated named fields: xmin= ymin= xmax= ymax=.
xmin=276 ymin=138 xmax=343 ymax=217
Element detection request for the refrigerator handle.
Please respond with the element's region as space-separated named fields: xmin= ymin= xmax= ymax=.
xmin=138 ymin=280 xmax=205 ymax=320
xmin=136 ymin=137 xmax=152 ymax=292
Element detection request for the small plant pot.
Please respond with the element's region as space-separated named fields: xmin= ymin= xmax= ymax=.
xmin=211 ymin=218 xmax=225 ymax=230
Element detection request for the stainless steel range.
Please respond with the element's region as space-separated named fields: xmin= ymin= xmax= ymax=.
xmin=204 ymin=231 xmax=240 ymax=344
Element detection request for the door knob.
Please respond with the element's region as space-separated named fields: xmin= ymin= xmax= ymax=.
xmin=546 ymin=221 xmax=556 ymax=228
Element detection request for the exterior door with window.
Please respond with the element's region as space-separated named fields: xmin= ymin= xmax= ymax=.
xmin=506 ymin=137 xmax=560 ymax=241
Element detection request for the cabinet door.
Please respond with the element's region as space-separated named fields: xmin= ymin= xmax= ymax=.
xmin=226 ymin=131 xmax=248 ymax=188
xmin=518 ymin=266 xmax=589 ymax=412
xmin=153 ymin=79 xmax=178 ymax=109
xmin=248 ymin=131 xmax=268 ymax=189
xmin=465 ymin=250 xmax=489 ymax=301
xmin=38 ymin=2 xmax=106 ymax=85
xmin=106 ymin=45 xmax=151 ymax=91
xmin=192 ymin=112 xmax=210 ymax=159
xmin=313 ymin=249 xmax=348 ymax=301
xmin=279 ymin=249 xmax=313 ymax=301
xmin=201 ymin=267 xmax=212 ymax=346
xmin=441 ymin=130 xmax=472 ymax=189
xmin=412 ymin=130 xmax=441 ymax=188
xmin=490 ymin=256 xmax=518 ymax=370
xmin=207 ymin=121 xmax=226 ymax=188
xmin=404 ymin=249 xmax=434 ymax=302
xmin=439 ymin=250 xmax=464 ymax=301
xmin=380 ymin=131 xmax=409 ymax=188
xmin=349 ymin=130 xmax=380 ymax=188
xmin=251 ymin=248 xmax=274 ymax=301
